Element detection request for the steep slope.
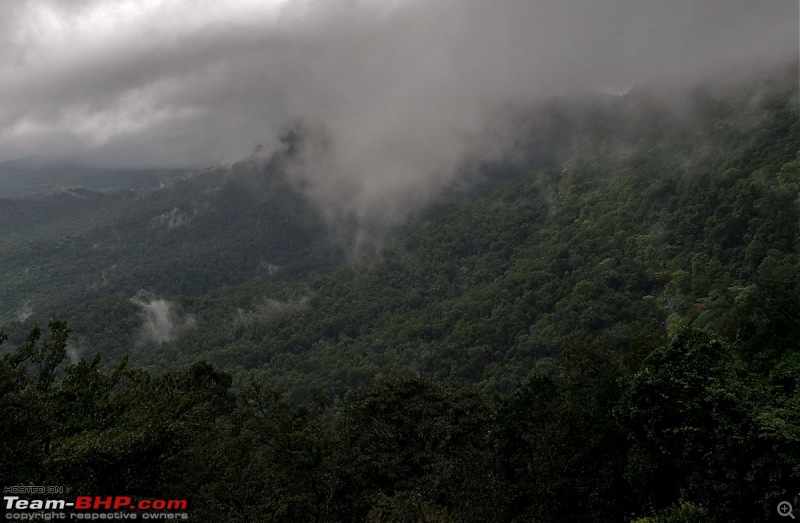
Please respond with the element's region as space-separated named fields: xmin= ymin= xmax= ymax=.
xmin=0 ymin=94 xmax=609 ymax=329
xmin=47 ymin=62 xmax=798 ymax=396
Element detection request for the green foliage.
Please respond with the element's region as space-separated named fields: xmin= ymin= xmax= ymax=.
xmin=0 ymin=156 xmax=341 ymax=327
xmin=1 ymin=62 xmax=798 ymax=523
xmin=134 ymin=60 xmax=794 ymax=396
xmin=1 ymin=319 xmax=798 ymax=522
xmin=620 ymin=327 xmax=800 ymax=522
xmin=3 ymin=63 xmax=797 ymax=400
xmin=495 ymin=338 xmax=632 ymax=522
xmin=335 ymin=377 xmax=500 ymax=522
xmin=631 ymin=500 xmax=707 ymax=523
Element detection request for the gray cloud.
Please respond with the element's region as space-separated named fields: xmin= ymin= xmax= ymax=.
xmin=1 ymin=0 xmax=796 ymax=234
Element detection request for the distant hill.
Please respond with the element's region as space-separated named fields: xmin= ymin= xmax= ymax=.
xmin=0 ymin=155 xmax=191 ymax=198
xmin=0 ymin=153 xmax=344 ymax=327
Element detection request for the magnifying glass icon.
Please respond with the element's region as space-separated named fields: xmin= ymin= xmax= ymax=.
xmin=779 ymin=501 xmax=795 ymax=519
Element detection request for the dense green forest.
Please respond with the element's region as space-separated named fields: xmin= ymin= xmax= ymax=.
xmin=0 ymin=93 xmax=600 ymax=328
xmin=2 ymin=321 xmax=797 ymax=521
xmin=1 ymin=62 xmax=798 ymax=521
xmin=0 ymin=153 xmax=345 ymax=323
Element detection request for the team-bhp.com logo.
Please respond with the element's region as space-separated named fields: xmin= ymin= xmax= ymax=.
xmin=4 ymin=495 xmax=189 ymax=520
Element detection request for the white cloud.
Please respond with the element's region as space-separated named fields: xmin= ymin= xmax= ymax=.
xmin=131 ymin=295 xmax=195 ymax=344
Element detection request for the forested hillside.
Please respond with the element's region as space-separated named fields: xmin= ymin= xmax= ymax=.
xmin=1 ymin=62 xmax=798 ymax=522
xmin=0 ymin=152 xmax=345 ymax=326
xmin=0 ymin=92 xmax=610 ymax=331
xmin=32 ymin=62 xmax=795 ymax=395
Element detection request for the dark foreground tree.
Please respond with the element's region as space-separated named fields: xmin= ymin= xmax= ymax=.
xmin=619 ymin=327 xmax=800 ymax=522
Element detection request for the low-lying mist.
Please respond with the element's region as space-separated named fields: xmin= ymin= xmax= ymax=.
xmin=131 ymin=295 xmax=196 ymax=345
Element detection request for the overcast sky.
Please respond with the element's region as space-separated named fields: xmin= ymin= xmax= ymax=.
xmin=0 ymin=0 xmax=797 ymax=234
